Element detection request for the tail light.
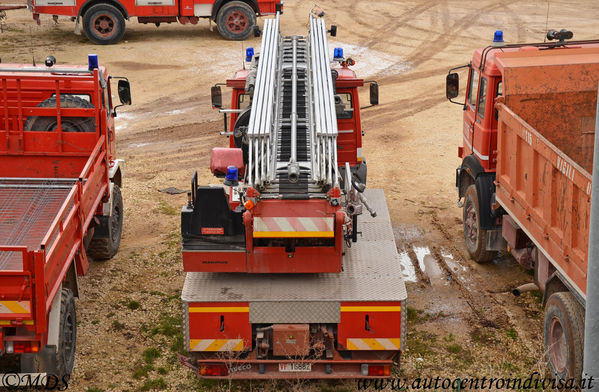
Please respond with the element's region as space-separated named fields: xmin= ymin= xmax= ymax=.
xmin=199 ymin=363 xmax=229 ymax=377
xmin=361 ymin=364 xmax=391 ymax=377
xmin=12 ymin=341 xmax=39 ymax=353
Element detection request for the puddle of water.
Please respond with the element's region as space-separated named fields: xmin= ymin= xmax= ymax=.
xmin=412 ymin=246 xmax=429 ymax=273
xmin=398 ymin=251 xmax=417 ymax=283
xmin=422 ymin=254 xmax=445 ymax=286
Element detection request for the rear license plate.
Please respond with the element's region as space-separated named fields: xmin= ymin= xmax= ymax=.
xmin=278 ymin=363 xmax=311 ymax=372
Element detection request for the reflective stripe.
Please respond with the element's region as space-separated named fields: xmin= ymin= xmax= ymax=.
xmin=190 ymin=339 xmax=244 ymax=352
xmin=0 ymin=320 xmax=34 ymax=326
xmin=253 ymin=217 xmax=334 ymax=237
xmin=340 ymin=306 xmax=401 ymax=312
xmin=0 ymin=301 xmax=31 ymax=314
xmin=462 ymin=135 xmax=490 ymax=161
xmin=189 ymin=307 xmax=249 ymax=313
xmin=346 ymin=338 xmax=401 ymax=350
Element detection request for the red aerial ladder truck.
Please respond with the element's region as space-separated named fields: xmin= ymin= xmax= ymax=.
xmin=446 ymin=30 xmax=599 ymax=380
xmin=178 ymin=13 xmax=407 ymax=379
xmin=28 ymin=0 xmax=282 ymax=44
xmin=0 ymin=55 xmax=130 ymax=382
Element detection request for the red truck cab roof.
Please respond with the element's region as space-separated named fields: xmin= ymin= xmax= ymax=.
xmin=227 ymin=65 xmax=363 ymax=88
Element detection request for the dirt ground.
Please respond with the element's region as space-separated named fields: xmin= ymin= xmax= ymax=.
xmin=2 ymin=1 xmax=599 ymax=391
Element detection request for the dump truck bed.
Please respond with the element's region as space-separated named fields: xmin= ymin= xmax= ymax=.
xmin=0 ymin=178 xmax=76 ymax=271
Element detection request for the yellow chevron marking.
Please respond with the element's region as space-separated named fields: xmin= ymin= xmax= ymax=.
xmin=0 ymin=301 xmax=30 ymax=314
xmin=190 ymin=339 xmax=244 ymax=352
xmin=340 ymin=306 xmax=401 ymax=312
xmin=346 ymin=338 xmax=401 ymax=350
xmin=189 ymin=306 xmax=249 ymax=313
xmin=0 ymin=320 xmax=34 ymax=326
xmin=253 ymin=231 xmax=334 ymax=238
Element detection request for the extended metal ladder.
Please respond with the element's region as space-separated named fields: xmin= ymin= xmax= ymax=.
xmin=247 ymin=13 xmax=339 ymax=196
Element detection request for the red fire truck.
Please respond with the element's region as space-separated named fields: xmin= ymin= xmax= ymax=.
xmin=179 ymin=14 xmax=406 ymax=379
xmin=0 ymin=55 xmax=130 ymax=381
xmin=28 ymin=0 xmax=283 ymax=44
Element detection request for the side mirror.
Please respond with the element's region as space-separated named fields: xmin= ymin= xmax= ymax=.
xmin=118 ymin=79 xmax=132 ymax=105
xmin=446 ymin=73 xmax=459 ymax=99
xmin=211 ymin=85 xmax=222 ymax=108
xmin=369 ymin=82 xmax=379 ymax=106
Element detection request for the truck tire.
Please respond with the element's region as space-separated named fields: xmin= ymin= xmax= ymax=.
xmin=24 ymin=95 xmax=95 ymax=132
xmin=87 ymin=185 xmax=123 ymax=260
xmin=216 ymin=1 xmax=256 ymax=40
xmin=82 ymin=3 xmax=126 ymax=45
xmin=463 ymin=184 xmax=497 ymax=263
xmin=544 ymin=291 xmax=584 ymax=381
xmin=20 ymin=289 xmax=76 ymax=379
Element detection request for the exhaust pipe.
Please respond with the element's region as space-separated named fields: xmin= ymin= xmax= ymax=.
xmin=512 ymin=282 xmax=538 ymax=296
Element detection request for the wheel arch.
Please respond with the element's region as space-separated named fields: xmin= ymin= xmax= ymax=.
xmin=543 ymin=271 xmax=586 ymax=308
xmin=458 ymin=155 xmax=497 ymax=230
xmin=212 ymin=0 xmax=259 ymax=20
xmin=79 ymin=0 xmax=129 ymax=20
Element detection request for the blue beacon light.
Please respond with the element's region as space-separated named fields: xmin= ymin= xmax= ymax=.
xmin=224 ymin=166 xmax=239 ymax=186
xmin=333 ymin=47 xmax=344 ymax=60
xmin=88 ymin=54 xmax=99 ymax=70
xmin=246 ymin=47 xmax=254 ymax=62
xmin=492 ymin=30 xmax=504 ymax=46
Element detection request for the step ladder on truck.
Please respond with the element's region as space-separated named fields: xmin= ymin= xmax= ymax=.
xmin=0 ymin=55 xmax=130 ymax=382
xmin=178 ymin=12 xmax=407 ymax=379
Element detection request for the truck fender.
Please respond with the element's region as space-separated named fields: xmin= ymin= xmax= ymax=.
xmin=109 ymin=158 xmax=124 ymax=188
xmin=456 ymin=154 xmax=485 ymax=200
xmin=78 ymin=0 xmax=129 ymax=20
xmin=102 ymin=182 xmax=116 ymax=217
xmin=211 ymin=0 xmax=259 ymax=19
xmin=47 ymin=284 xmax=63 ymax=348
xmin=543 ymin=271 xmax=586 ymax=308
xmin=475 ymin=173 xmax=497 ymax=230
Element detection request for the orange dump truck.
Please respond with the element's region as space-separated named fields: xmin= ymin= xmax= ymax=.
xmin=447 ymin=37 xmax=599 ymax=380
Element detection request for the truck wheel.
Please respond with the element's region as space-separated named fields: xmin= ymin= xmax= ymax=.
xmin=216 ymin=1 xmax=256 ymax=40
xmin=82 ymin=3 xmax=126 ymax=45
xmin=19 ymin=289 xmax=76 ymax=379
xmin=463 ymin=184 xmax=497 ymax=263
xmin=544 ymin=292 xmax=584 ymax=381
xmin=87 ymin=185 xmax=123 ymax=260
xmin=24 ymin=95 xmax=95 ymax=132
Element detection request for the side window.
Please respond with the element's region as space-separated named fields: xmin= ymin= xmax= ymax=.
xmin=238 ymin=93 xmax=250 ymax=110
xmin=336 ymin=92 xmax=353 ymax=119
xmin=477 ymin=77 xmax=488 ymax=119
xmin=467 ymin=69 xmax=479 ymax=109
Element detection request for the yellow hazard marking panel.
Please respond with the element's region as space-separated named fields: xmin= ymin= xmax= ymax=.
xmin=190 ymin=339 xmax=244 ymax=352
xmin=340 ymin=306 xmax=401 ymax=312
xmin=346 ymin=338 xmax=401 ymax=350
xmin=188 ymin=306 xmax=249 ymax=313
xmin=253 ymin=217 xmax=335 ymax=238
xmin=0 ymin=301 xmax=31 ymax=314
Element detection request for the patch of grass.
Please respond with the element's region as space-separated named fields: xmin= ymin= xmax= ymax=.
xmin=149 ymin=291 xmax=166 ymax=297
xmin=132 ymin=363 xmax=154 ymax=380
xmin=150 ymin=315 xmax=181 ymax=337
xmin=140 ymin=378 xmax=167 ymax=391
xmin=506 ymin=328 xmax=518 ymax=340
xmin=157 ymin=367 xmax=168 ymax=375
xmin=470 ymin=329 xmax=495 ymax=344
xmin=112 ymin=320 xmax=125 ymax=331
xmin=143 ymin=347 xmax=161 ymax=365
xmin=446 ymin=343 xmax=462 ymax=354
xmin=86 ymin=388 xmax=104 ymax=392
xmin=158 ymin=200 xmax=178 ymax=216
xmin=170 ymin=332 xmax=184 ymax=354
xmin=406 ymin=306 xmax=429 ymax=324
xmin=91 ymin=319 xmax=99 ymax=325
xmin=443 ymin=333 xmax=455 ymax=342
xmin=407 ymin=331 xmax=436 ymax=357
xmin=502 ymin=360 xmax=520 ymax=373
xmin=107 ymin=311 xmax=115 ymax=318
xmin=531 ymin=289 xmax=543 ymax=304
xmin=126 ymin=300 xmax=141 ymax=310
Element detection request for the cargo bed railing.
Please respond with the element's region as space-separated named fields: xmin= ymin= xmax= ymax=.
xmin=0 ymin=137 xmax=108 ymax=341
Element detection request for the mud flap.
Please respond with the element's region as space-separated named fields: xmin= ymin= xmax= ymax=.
xmin=485 ymin=228 xmax=506 ymax=251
